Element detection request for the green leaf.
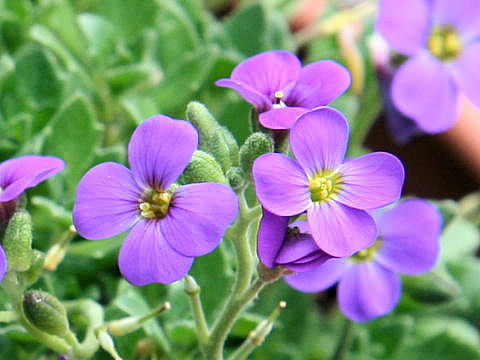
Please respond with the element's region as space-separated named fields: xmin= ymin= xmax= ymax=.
xmin=440 ymin=215 xmax=479 ymax=262
xmin=367 ymin=315 xmax=415 ymax=359
xmin=231 ymin=313 xmax=265 ymax=338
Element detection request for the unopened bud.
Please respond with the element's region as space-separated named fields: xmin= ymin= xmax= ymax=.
xmin=226 ymin=166 xmax=246 ymax=190
xmin=184 ymin=275 xmax=200 ymax=296
xmin=178 ymin=150 xmax=227 ymax=185
xmin=4 ymin=210 xmax=33 ymax=272
xmin=23 ymin=290 xmax=69 ymax=337
xmin=239 ymin=132 xmax=274 ymax=176
xmin=19 ymin=250 xmax=45 ymax=287
xmin=97 ymin=327 xmax=123 ymax=360
xmin=207 ymin=127 xmax=239 ymax=171
xmin=186 ymin=101 xmax=219 ymax=149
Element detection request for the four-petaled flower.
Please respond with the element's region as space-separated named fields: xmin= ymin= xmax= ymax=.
xmin=286 ymin=199 xmax=442 ymax=322
xmin=253 ymin=107 xmax=405 ymax=257
xmin=0 ymin=155 xmax=65 ymax=282
xmin=377 ymin=0 xmax=480 ymax=133
xmin=216 ymin=50 xmax=351 ymax=129
xmin=73 ymin=115 xmax=238 ymax=285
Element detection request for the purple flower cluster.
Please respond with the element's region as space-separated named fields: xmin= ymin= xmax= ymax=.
xmin=0 ymin=155 xmax=65 ymax=282
xmin=73 ymin=115 xmax=238 ymax=285
xmin=377 ymin=0 xmax=480 ymax=133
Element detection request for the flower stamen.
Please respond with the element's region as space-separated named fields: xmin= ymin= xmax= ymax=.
xmin=309 ymin=170 xmax=343 ymax=202
xmin=428 ymin=26 xmax=463 ymax=61
xmin=350 ymin=239 xmax=382 ymax=263
xmin=139 ymin=190 xmax=172 ymax=219
xmin=273 ymin=91 xmax=287 ymax=109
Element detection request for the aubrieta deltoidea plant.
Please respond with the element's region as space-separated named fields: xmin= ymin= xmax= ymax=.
xmin=1 ymin=1 xmax=479 ymax=359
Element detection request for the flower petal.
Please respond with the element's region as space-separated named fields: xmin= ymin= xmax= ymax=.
xmin=336 ymin=152 xmax=404 ymax=210
xmin=286 ymin=60 xmax=351 ymax=108
xmin=284 ymin=251 xmax=333 ymax=272
xmin=0 ymin=155 xmax=65 ymax=202
xmin=276 ymin=233 xmax=321 ymax=264
xmin=392 ymin=51 xmax=459 ymax=133
xmin=338 ymin=262 xmax=401 ymax=322
xmin=73 ymin=162 xmax=141 ymax=240
xmin=252 ymin=153 xmax=310 ymax=216
xmin=376 ymin=0 xmax=430 ymax=56
xmin=375 ymin=199 xmax=441 ymax=274
xmin=160 ymin=183 xmax=238 ymax=257
xmin=450 ymin=42 xmax=480 ymax=109
xmin=0 ymin=245 xmax=6 ymax=283
xmin=226 ymin=50 xmax=301 ymax=99
xmin=285 ymin=258 xmax=349 ymax=292
xmin=119 ymin=220 xmax=194 ymax=285
xmin=290 ymin=107 xmax=349 ymax=176
xmin=258 ymin=107 xmax=306 ymax=129
xmin=433 ymin=0 xmax=480 ymax=42
xmin=307 ymin=202 xmax=377 ymax=257
xmin=128 ymin=115 xmax=198 ymax=190
xmin=257 ymin=209 xmax=289 ymax=268
xmin=215 ymin=79 xmax=271 ymax=111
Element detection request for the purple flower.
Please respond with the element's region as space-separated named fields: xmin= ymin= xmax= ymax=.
xmin=377 ymin=0 xmax=480 ymax=133
xmin=252 ymin=107 xmax=404 ymax=257
xmin=0 ymin=155 xmax=65 ymax=282
xmin=285 ymin=199 xmax=442 ymax=322
xmin=257 ymin=209 xmax=333 ymax=272
xmin=215 ymin=50 xmax=351 ymax=129
xmin=73 ymin=115 xmax=238 ymax=285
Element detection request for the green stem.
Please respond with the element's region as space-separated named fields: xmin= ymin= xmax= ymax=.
xmin=0 ymin=310 xmax=18 ymax=322
xmin=184 ymin=276 xmax=210 ymax=349
xmin=331 ymin=318 xmax=354 ymax=360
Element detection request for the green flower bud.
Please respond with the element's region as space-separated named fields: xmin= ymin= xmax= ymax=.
xmin=239 ymin=132 xmax=274 ymax=176
xmin=183 ymin=275 xmax=200 ymax=296
xmin=3 ymin=210 xmax=33 ymax=272
xmin=226 ymin=166 xmax=246 ymax=190
xmin=178 ymin=150 xmax=227 ymax=185
xmin=18 ymin=250 xmax=45 ymax=287
xmin=186 ymin=101 xmax=219 ymax=149
xmin=207 ymin=126 xmax=239 ymax=172
xmin=23 ymin=290 xmax=69 ymax=337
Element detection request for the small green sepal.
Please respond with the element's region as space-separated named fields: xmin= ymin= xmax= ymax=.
xmin=227 ymin=166 xmax=246 ymax=190
xmin=239 ymin=132 xmax=274 ymax=176
xmin=186 ymin=101 xmax=219 ymax=149
xmin=179 ymin=150 xmax=227 ymax=185
xmin=4 ymin=210 xmax=33 ymax=272
xmin=207 ymin=126 xmax=239 ymax=172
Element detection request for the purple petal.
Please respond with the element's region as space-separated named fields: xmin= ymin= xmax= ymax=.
xmin=257 ymin=209 xmax=289 ymax=268
xmin=128 ymin=115 xmax=198 ymax=190
xmin=338 ymin=262 xmax=401 ymax=322
xmin=0 ymin=155 xmax=65 ymax=202
xmin=224 ymin=50 xmax=301 ymax=100
xmin=375 ymin=199 xmax=441 ymax=274
xmin=73 ymin=162 xmax=141 ymax=240
xmin=307 ymin=202 xmax=377 ymax=257
xmin=290 ymin=107 xmax=349 ymax=176
xmin=286 ymin=60 xmax=351 ymax=108
xmin=433 ymin=0 xmax=480 ymax=42
xmin=160 ymin=183 xmax=238 ymax=257
xmin=336 ymin=152 xmax=404 ymax=210
xmin=450 ymin=42 xmax=480 ymax=109
xmin=392 ymin=51 xmax=459 ymax=133
xmin=276 ymin=233 xmax=321 ymax=264
xmin=119 ymin=220 xmax=194 ymax=285
xmin=290 ymin=219 xmax=310 ymax=234
xmin=285 ymin=258 xmax=349 ymax=292
xmin=0 ymin=245 xmax=6 ymax=283
xmin=376 ymin=0 xmax=430 ymax=56
xmin=252 ymin=153 xmax=310 ymax=216
xmin=284 ymin=251 xmax=333 ymax=272
xmin=258 ymin=107 xmax=306 ymax=129
xmin=215 ymin=79 xmax=272 ymax=111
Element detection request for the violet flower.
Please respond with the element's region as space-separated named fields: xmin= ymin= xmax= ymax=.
xmin=0 ymin=155 xmax=65 ymax=282
xmin=215 ymin=50 xmax=351 ymax=129
xmin=252 ymin=107 xmax=404 ymax=257
xmin=285 ymin=199 xmax=442 ymax=322
xmin=73 ymin=115 xmax=238 ymax=285
xmin=257 ymin=209 xmax=333 ymax=272
xmin=377 ymin=0 xmax=480 ymax=133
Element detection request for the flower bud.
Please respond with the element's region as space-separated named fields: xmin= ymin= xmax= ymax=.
xmin=226 ymin=166 xmax=246 ymax=190
xmin=239 ymin=132 xmax=274 ymax=176
xmin=23 ymin=290 xmax=69 ymax=337
xmin=207 ymin=126 xmax=239 ymax=172
xmin=18 ymin=250 xmax=45 ymax=287
xmin=97 ymin=327 xmax=123 ymax=360
xmin=186 ymin=101 xmax=219 ymax=149
xmin=183 ymin=275 xmax=200 ymax=296
xmin=3 ymin=210 xmax=33 ymax=272
xmin=178 ymin=150 xmax=227 ymax=185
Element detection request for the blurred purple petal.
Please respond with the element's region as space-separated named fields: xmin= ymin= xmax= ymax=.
xmin=0 ymin=155 xmax=65 ymax=202
xmin=392 ymin=51 xmax=459 ymax=133
xmin=376 ymin=0 xmax=430 ymax=56
xmin=128 ymin=115 xmax=197 ymax=190
xmin=215 ymin=79 xmax=271 ymax=111
xmin=451 ymin=42 xmax=480 ymax=109
xmin=276 ymin=233 xmax=320 ymax=264
xmin=119 ymin=221 xmax=194 ymax=285
xmin=259 ymin=107 xmax=306 ymax=129
xmin=338 ymin=262 xmax=401 ymax=322
xmin=160 ymin=183 xmax=238 ymax=257
xmin=433 ymin=0 xmax=480 ymax=41
xmin=0 ymin=245 xmax=6 ymax=283
xmin=375 ymin=199 xmax=441 ymax=274
xmin=73 ymin=162 xmax=141 ymax=240
xmin=286 ymin=60 xmax=351 ymax=108
xmin=253 ymin=153 xmax=310 ymax=216
xmin=285 ymin=258 xmax=349 ymax=292
xmin=290 ymin=107 xmax=349 ymax=176
xmin=257 ymin=209 xmax=289 ymax=268
xmin=336 ymin=152 xmax=404 ymax=210
xmin=307 ymin=202 xmax=377 ymax=257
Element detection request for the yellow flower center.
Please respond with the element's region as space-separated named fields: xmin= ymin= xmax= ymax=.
xmin=272 ymin=90 xmax=287 ymax=109
xmin=308 ymin=169 xmax=343 ymax=203
xmin=427 ymin=26 xmax=463 ymax=61
xmin=350 ymin=239 xmax=382 ymax=263
xmin=139 ymin=190 xmax=172 ymax=219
